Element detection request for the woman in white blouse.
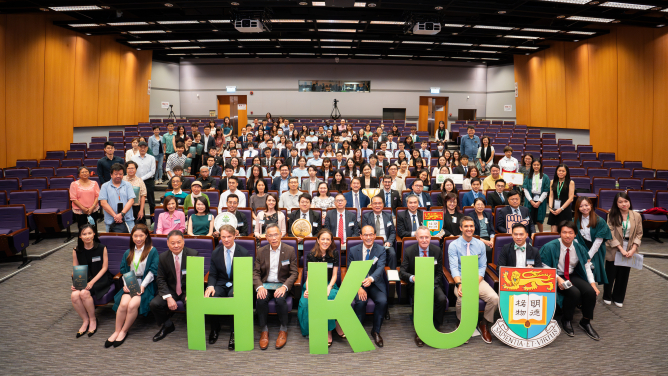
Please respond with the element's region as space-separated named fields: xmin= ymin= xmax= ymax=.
xmin=497 ymin=146 xmax=519 ymax=174
xmin=254 ymin=194 xmax=286 ymax=238
xmin=108 ymin=224 xmax=159 ymax=348
xmin=125 ymin=138 xmax=140 ymax=162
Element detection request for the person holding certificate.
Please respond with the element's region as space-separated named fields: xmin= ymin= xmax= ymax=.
xmin=498 ymin=146 xmax=519 ymax=174
xmin=71 ymin=224 xmax=113 ymax=338
xmin=547 ymin=164 xmax=575 ymax=232
xmin=107 ymin=224 xmax=159 ymax=347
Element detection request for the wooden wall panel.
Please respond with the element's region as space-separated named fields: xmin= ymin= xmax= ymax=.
xmin=528 ymin=51 xmax=547 ymax=128
xmin=43 ymin=18 xmax=76 ymax=154
xmin=513 ymin=54 xmax=531 ymax=126
xmin=544 ymin=42 xmax=567 ymax=129
xmin=653 ymin=28 xmax=668 ymax=170
xmin=134 ymin=50 xmax=152 ymax=124
xmin=587 ymin=30 xmax=618 ymax=154
xmin=563 ymin=41 xmax=590 ymax=130
xmin=73 ymin=35 xmax=100 ymax=128
xmin=0 ymin=15 xmax=6 ymax=168
xmin=617 ymin=27 xmax=654 ymax=165
xmin=5 ymin=14 xmax=45 ymax=164
xmin=97 ymin=35 xmax=120 ymax=126
xmin=117 ymin=46 xmax=137 ymax=125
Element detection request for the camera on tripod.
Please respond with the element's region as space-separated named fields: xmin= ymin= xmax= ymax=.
xmin=331 ymin=99 xmax=341 ymax=120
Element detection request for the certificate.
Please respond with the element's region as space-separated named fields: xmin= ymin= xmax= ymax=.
xmin=503 ymin=172 xmax=524 ymax=185
xmin=436 ymin=174 xmax=464 ymax=184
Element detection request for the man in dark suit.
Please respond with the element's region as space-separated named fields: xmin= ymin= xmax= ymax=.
xmin=402 ymin=180 xmax=431 ymax=210
xmin=279 ymin=141 xmax=294 ymax=160
xmin=496 ymin=223 xmax=542 ymax=273
xmin=254 ymin=224 xmax=299 ymax=350
xmin=370 ymin=134 xmax=382 ymax=151
xmin=287 ymin=194 xmax=321 ymax=239
xmin=205 ymin=224 xmax=252 ymax=349
xmin=202 ymin=125 xmax=216 ymax=158
xmin=265 ymin=140 xmax=280 ymax=158
xmin=285 ymin=148 xmax=300 ymax=170
xmin=495 ymin=189 xmax=534 ymax=238
xmin=348 ymin=225 xmax=388 ymax=347
xmin=213 ymin=194 xmax=249 ymax=237
xmin=196 ymin=164 xmax=217 ymax=189
xmin=487 ymin=179 xmax=509 ymax=209
xmin=361 ymin=196 xmax=397 ymax=269
xmin=149 ymin=230 xmax=199 ymax=342
xmin=343 ymin=178 xmax=369 ymax=221
xmin=332 ymin=151 xmax=346 ymax=170
xmin=204 ymin=156 xmax=222 ymax=177
xmin=452 ymin=155 xmax=472 ymax=176
xmin=376 ymin=175 xmax=401 ymax=214
xmin=396 ymin=195 xmax=424 ymax=238
xmin=261 ymin=148 xmax=276 ymax=168
xmin=400 ymin=226 xmax=446 ymax=347
xmin=271 ymin=165 xmax=291 ymax=192
xmin=324 ymin=193 xmax=361 ymax=242
xmin=218 ymin=165 xmax=246 ymax=192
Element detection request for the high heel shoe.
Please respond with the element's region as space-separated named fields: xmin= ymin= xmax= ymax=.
xmin=76 ymin=324 xmax=89 ymax=338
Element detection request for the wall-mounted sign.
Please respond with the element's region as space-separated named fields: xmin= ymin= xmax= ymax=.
xmin=209 ymin=110 xmax=216 ymax=117
xmin=504 ymin=105 xmax=513 ymax=112
xmin=238 ymin=104 xmax=247 ymax=110
xmin=514 ymin=82 xmax=518 ymax=98
xmin=148 ymin=79 xmax=151 ymax=95
xmin=161 ymin=102 xmax=170 ymax=109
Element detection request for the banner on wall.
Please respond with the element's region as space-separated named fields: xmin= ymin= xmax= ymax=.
xmin=161 ymin=102 xmax=170 ymax=109
xmin=504 ymin=105 xmax=512 ymax=112
xmin=238 ymin=104 xmax=246 ymax=110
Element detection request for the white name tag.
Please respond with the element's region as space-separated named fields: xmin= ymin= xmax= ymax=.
xmin=553 ymin=200 xmax=561 ymax=208
xmin=452 ymin=217 xmax=457 ymax=223
xmin=174 ymin=219 xmax=181 ymax=224
xmin=281 ymin=260 xmax=290 ymax=266
xmin=434 ymin=260 xmax=438 ymax=265
xmin=527 ymin=259 xmax=534 ymax=266
xmin=226 ymin=282 xmax=233 ymax=287
xmin=372 ymin=256 xmax=378 ymax=265
xmin=313 ymin=222 xmax=318 ymax=227
xmin=181 ymin=270 xmax=187 ymax=275
xmin=426 ymin=201 xmax=431 ymax=205
xmin=259 ymin=220 xmax=265 ymax=224
xmin=239 ymin=222 xmax=244 ymax=226
xmin=349 ymin=222 xmax=354 ymax=227
xmin=484 ymin=218 xmax=488 ymax=224
xmin=386 ymin=222 xmax=391 ymax=227
xmin=91 ymin=256 xmax=101 ymax=262
xmin=327 ymin=263 xmax=333 ymax=268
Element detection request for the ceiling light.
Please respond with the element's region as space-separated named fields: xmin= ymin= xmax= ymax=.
xmin=361 ymin=40 xmax=394 ymax=43
xmin=159 ymin=40 xmax=189 ymax=43
xmin=290 ymin=52 xmax=316 ymax=55
xmin=468 ymin=50 xmax=499 ymax=53
xmin=157 ymin=20 xmax=198 ymax=24
xmin=356 ymin=54 xmax=381 ymax=56
xmin=540 ymin=0 xmax=591 ymax=3
xmin=473 ymin=25 xmax=514 ymax=30
xmin=278 ymin=39 xmax=312 ymax=41
xmin=300 ymin=1 xmax=308 ymax=5
xmin=504 ymin=35 xmax=540 ymax=39
xmin=320 ymin=39 xmax=353 ymax=42
xmin=226 ymin=53 xmax=249 ymax=55
xmin=370 ymin=21 xmax=405 ymax=25
xmin=198 ymin=39 xmax=230 ymax=42
xmin=574 ymin=40 xmax=580 ymax=42
xmin=435 ymin=6 xmax=444 ymax=10
xmin=479 ymin=44 xmax=510 ymax=48
xmin=170 ymin=46 xmax=201 ymax=49
xmin=481 ymin=58 xmax=500 ymax=60
xmin=108 ymin=22 xmax=148 ymax=26
xmin=209 ymin=20 xmax=231 ymax=23
xmin=270 ymin=19 xmax=305 ymax=23
xmin=421 ymin=56 xmax=445 ymax=58
xmin=321 ymin=46 xmax=352 ymax=48
xmin=256 ymin=53 xmax=282 ymax=55
xmin=354 ymin=2 xmax=367 ymax=7
xmin=129 ymin=30 xmax=167 ymax=34
xmin=567 ymin=16 xmax=615 ymax=22
xmin=442 ymin=42 xmax=473 ymax=46
xmin=312 ymin=1 xmax=326 ymax=5
xmin=442 ymin=24 xmax=464 ymax=27
xmin=317 ymin=20 xmax=359 ymax=23
xmin=662 ymin=9 xmax=668 ymax=12
xmin=85 ymin=33 xmax=92 ymax=36
xmin=600 ymin=2 xmax=653 ymax=10
xmin=164 ymin=3 xmax=173 ymax=7
xmin=231 ymin=2 xmax=239 ymax=5
xmin=516 ymin=46 xmax=540 ymax=49
xmin=318 ymin=29 xmax=357 ymax=33
xmin=192 ymin=53 xmax=218 ymax=55
xmin=69 ymin=24 xmax=99 ymax=27
xmin=368 ymin=3 xmax=376 ymax=7
xmin=658 ymin=24 xmax=666 ymax=27
xmin=237 ymin=39 xmax=271 ymax=41
xmin=167 ymin=54 xmax=187 ymax=56
xmin=388 ymin=54 xmax=412 ymax=57
xmin=567 ymin=31 xmax=596 ymax=35
xmin=402 ymin=41 xmax=434 ymax=44
xmin=49 ymin=5 xmax=102 ymax=11
xmin=128 ymin=41 xmax=153 ymax=44
xmin=522 ymin=28 xmax=560 ymax=33
xmin=498 ymin=10 xmax=507 ymax=14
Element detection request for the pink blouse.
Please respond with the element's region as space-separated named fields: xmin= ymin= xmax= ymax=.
xmin=156 ymin=211 xmax=186 ymax=235
xmin=69 ymin=180 xmax=100 ymax=215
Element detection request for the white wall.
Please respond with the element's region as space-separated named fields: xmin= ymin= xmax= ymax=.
xmin=149 ymin=61 xmax=181 ymax=118
xmin=485 ymin=64 xmax=516 ymax=120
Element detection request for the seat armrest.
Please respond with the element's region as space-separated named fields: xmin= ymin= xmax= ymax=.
xmin=396 ymin=267 xmax=408 ymax=285
xmin=485 ymin=268 xmax=499 ymax=283
xmin=204 ymin=271 xmax=209 ymax=284
xmin=488 ymin=262 xmax=497 ymax=271
xmin=295 ymin=267 xmax=303 ymax=286
xmin=113 ymin=272 xmax=122 ymax=280
xmin=442 ymin=267 xmax=455 ymax=284
xmin=340 ymin=266 xmax=347 ymax=280
xmin=384 ymin=266 xmax=396 ymax=286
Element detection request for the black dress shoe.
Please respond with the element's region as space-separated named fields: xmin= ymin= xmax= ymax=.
xmin=104 ymin=340 xmax=114 ymax=348
xmin=209 ymin=328 xmax=220 ymax=345
xmin=76 ymin=324 xmax=88 ymax=338
xmin=87 ymin=328 xmax=97 ymax=337
xmin=579 ymin=320 xmax=600 ymax=341
xmin=372 ymin=331 xmax=384 ymax=347
xmin=414 ymin=334 xmax=424 ymax=347
xmin=113 ymin=333 xmax=128 ymax=348
xmin=228 ymin=332 xmax=235 ymax=351
xmin=561 ymin=319 xmax=574 ymax=337
xmin=385 ymin=311 xmax=390 ymax=321
xmin=153 ymin=324 xmax=175 ymax=342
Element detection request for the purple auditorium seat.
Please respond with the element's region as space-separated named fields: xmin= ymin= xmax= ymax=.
xmin=0 ymin=191 xmax=5 ymax=205
xmin=60 ymin=159 xmax=82 ymax=168
xmin=569 ymin=167 xmax=586 ymax=177
xmin=595 ymin=189 xmax=624 ymax=220
xmin=559 ymin=144 xmax=576 ymax=153
xmin=582 ymin=160 xmax=602 ymax=169
xmin=300 ymin=237 xmax=340 ymax=267
xmin=49 ymin=177 xmax=74 ymax=190
xmin=237 ymin=208 xmax=252 ymax=230
xmin=184 ymin=236 xmax=216 ymax=274
xmin=83 ymin=158 xmax=98 ymax=166
xmin=592 ymin=177 xmax=617 ymax=194
xmin=542 ymin=133 xmax=556 ymax=139
xmin=88 ymin=143 xmax=105 ymax=150
xmin=45 ymin=151 xmax=65 ymax=160
xmin=577 ymin=145 xmax=594 ymax=153
xmin=0 ymin=178 xmax=20 ymax=194
xmin=577 ymin=152 xmax=597 ymax=161
xmin=113 ymin=150 xmax=124 ymax=159
xmin=234 ymin=237 xmax=256 ymax=258
xmin=526 ymin=138 xmax=541 ymax=145
xmin=69 ymin=143 xmax=87 ymax=151
xmin=30 ymin=168 xmax=55 ymax=178
xmin=0 ymin=205 xmax=30 ymax=257
xmin=656 ymin=170 xmax=668 ymax=180
xmin=633 ymin=169 xmax=654 ymax=179
xmin=94 ymin=234 xmax=130 ymax=305
xmin=542 ymin=159 xmax=560 ymax=167
xmin=33 ymin=189 xmax=74 ymax=243
xmin=16 ymin=160 xmax=38 ymax=169
xmin=543 ymin=167 xmax=556 ymax=178
xmin=597 ymin=152 xmax=615 ymax=161
xmin=55 ymin=168 xmax=78 ymax=178
xmin=86 ymin=150 xmax=104 ymax=159
xmin=643 ymin=179 xmax=668 ymax=194
xmin=542 ymin=139 xmax=557 ymax=146
xmin=91 ymin=137 xmax=107 ymax=143
xmin=430 ymin=191 xmax=441 ymax=206
xmin=587 ymin=168 xmax=609 ymax=180
xmin=152 ymin=234 xmax=169 ymax=254
xmin=109 ymin=131 xmax=123 ymax=137
xmin=532 ymin=232 xmax=560 ymax=252
xmin=571 ymin=177 xmax=592 ymax=192
xmin=628 ymin=190 xmax=667 ymax=241
xmin=186 ymin=208 xmax=218 ymax=218
xmin=624 ymin=161 xmax=643 ymax=169
xmin=20 ymin=178 xmax=48 ymax=195
xmin=561 ymin=159 xmax=581 ymax=168
xmin=603 ymin=161 xmax=622 ymax=169
xmin=89 ymin=176 xmax=100 ymax=187
xmin=5 ymin=169 xmax=30 ymax=182
xmin=542 ymin=151 xmax=559 ymax=159
xmin=8 ymin=190 xmax=39 ymax=231
xmin=39 ymin=159 xmax=61 ymax=169
xmin=610 ymin=168 xmax=631 ymax=179
xmin=488 ymin=234 xmax=514 ymax=277
xmin=66 ymin=151 xmax=84 ymax=160
xmin=657 ymin=191 xmax=668 ymax=209
xmin=561 ymin=152 xmax=578 ymax=160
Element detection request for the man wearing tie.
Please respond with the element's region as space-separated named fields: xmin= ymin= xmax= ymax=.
xmin=205 ymin=224 xmax=252 ymax=349
xmin=447 ymin=216 xmax=498 ymax=344
xmin=204 ymin=156 xmax=222 ymax=177
xmin=376 ymin=175 xmax=401 ymax=214
xmin=487 ymin=179 xmax=509 ymax=209
xmin=242 ymin=144 xmax=259 ymax=160
xmin=279 ymin=141 xmax=293 ymax=160
xmin=385 ymin=134 xmax=397 ymax=152
xmin=453 ymin=155 xmax=472 ymax=175
xmin=370 ymin=134 xmax=381 ymax=151
xmin=361 ymin=196 xmax=397 ymax=272
xmin=360 ymin=140 xmax=373 ymax=163
xmin=254 ymin=224 xmax=299 ymax=350
xmin=261 ymin=148 xmax=276 ymax=168
xmin=286 ymin=148 xmax=300 ymax=170
xmin=333 ymin=152 xmax=345 ymax=170
xmin=149 ymin=230 xmax=199 ymax=342
xmin=324 ymin=193 xmax=360 ymax=245
xmin=202 ymin=125 xmax=215 ymax=159
xmin=287 ymin=193 xmax=321 ymax=240
xmin=495 ymin=189 xmax=534 ymax=237
xmin=461 ymin=178 xmax=486 ymax=208
xmin=397 ymin=195 xmax=423 ymax=239
xmin=343 ymin=178 xmax=369 ymax=221
xmin=418 ymin=141 xmax=431 ymax=164
xmin=402 ymin=180 xmax=431 ymax=210
xmin=400 ymin=226 xmax=446 ymax=347
xmin=348 ymin=225 xmax=388 ymax=347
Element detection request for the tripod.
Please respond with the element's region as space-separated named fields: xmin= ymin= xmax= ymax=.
xmin=330 ymin=99 xmax=341 ymax=120
xmin=168 ymin=104 xmax=176 ymax=120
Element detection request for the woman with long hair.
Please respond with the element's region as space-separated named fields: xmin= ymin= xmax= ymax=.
xmin=352 ymin=149 xmax=365 ymax=168
xmin=435 ymin=120 xmax=449 ymax=142
xmin=363 ymin=124 xmax=373 ymax=139
xmin=404 ymin=136 xmax=415 ymax=151
xmin=432 ymin=156 xmax=450 ymax=177
xmin=461 ymin=166 xmax=481 ymax=191
xmin=417 ymin=170 xmax=431 ymax=191
xmin=312 ymin=182 xmax=335 ymax=222
xmin=125 ymin=137 xmax=140 ymax=162
xmin=246 ymin=164 xmax=265 ymax=194
xmin=302 ymin=142 xmax=315 ymax=159
xmin=397 ymin=160 xmax=410 ymax=181
xmin=360 ymin=164 xmax=379 ymax=189
xmin=547 ymin=164 xmax=575 ymax=232
xmin=107 ymin=224 xmax=159 ymax=347
xmin=322 ymin=143 xmax=335 ymax=158
xmin=451 ymin=150 xmax=462 ymax=168
xmin=254 ymin=193 xmax=286 ymax=238
xmin=442 ymin=192 xmax=463 ymax=237
xmin=250 ymin=179 xmax=269 ymax=219
xmin=71 ymin=224 xmax=111 ymax=338
xmin=443 ymin=150 xmax=453 ymax=167
xmin=341 ymin=140 xmax=353 ymax=159
xmin=350 ymin=133 xmax=361 ymax=150
xmin=390 ymin=124 xmax=400 ymax=137
xmin=518 ymin=153 xmax=534 ymax=176
xmin=331 ymin=123 xmax=340 ymax=136
xmin=523 ymin=159 xmax=550 ymax=232
xmin=318 ymin=157 xmax=335 ymax=181
xmin=329 ymin=170 xmax=349 ymax=192
xmin=342 ymin=158 xmax=359 ymax=179
xmin=173 ymin=125 xmax=187 ymax=151
xmin=297 ymin=229 xmax=345 ymax=344
xmin=222 ymin=116 xmax=233 ymax=142
xmin=574 ymin=196 xmax=612 ymax=285
xmin=292 ymin=156 xmax=309 ymax=181
xmin=476 ymin=136 xmax=494 ymax=174
xmin=437 ymin=178 xmax=458 ymax=207
xmin=395 ymin=151 xmax=408 ymax=167
xmin=188 ymin=197 xmax=214 ymax=236
xmin=70 ymin=166 xmax=100 ymax=229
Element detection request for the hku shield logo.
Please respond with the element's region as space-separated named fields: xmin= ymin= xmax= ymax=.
xmin=491 ymin=267 xmax=561 ymax=349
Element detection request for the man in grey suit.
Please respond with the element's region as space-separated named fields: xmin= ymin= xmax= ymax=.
xmin=324 ymin=193 xmax=360 ymax=243
xmin=300 ymin=166 xmax=323 ymax=196
xmin=348 ymin=225 xmax=388 ymax=347
xmin=361 ymin=196 xmax=397 ymax=269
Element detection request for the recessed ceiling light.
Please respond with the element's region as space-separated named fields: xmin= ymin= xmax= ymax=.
xmin=159 ymin=40 xmax=189 ymax=43
xmin=498 ymin=10 xmax=506 ymax=14
xmin=209 ymin=20 xmax=231 ymax=23
xmin=157 ymin=20 xmax=198 ymax=24
xmin=468 ymin=50 xmax=499 ymax=53
xmin=312 ymin=1 xmax=326 ymax=6
xmin=318 ymin=29 xmax=357 ymax=33
xmin=317 ymin=20 xmax=359 ymax=23
xmin=212 ymin=29 xmax=218 ymax=32
xmin=49 ymin=5 xmax=102 ymax=11
xmin=320 ymin=39 xmax=353 ymax=42
xmin=504 ymin=35 xmax=540 ymax=39
xmin=164 ymin=3 xmax=173 ymax=7
xmin=574 ymin=39 xmax=579 ymax=42
xmin=567 ymin=31 xmax=596 ymax=35
xmin=370 ymin=21 xmax=405 ymax=25
xmin=128 ymin=41 xmax=153 ymax=44
xmin=321 ymin=46 xmax=352 ymax=48
xmin=388 ymin=54 xmax=412 ymax=57
xmin=361 ymin=40 xmax=394 ymax=43
xmin=421 ymin=55 xmax=445 ymax=58
xmin=522 ymin=28 xmax=560 ymax=33
xmin=435 ymin=6 xmax=443 ymax=10
xmin=69 ymin=24 xmax=99 ymax=27
xmin=270 ymin=19 xmax=305 ymax=23
xmin=479 ymin=44 xmax=510 ymax=48
xmin=600 ymin=2 xmax=653 ymax=10
xmin=473 ymin=25 xmax=514 ymax=30
xmin=402 ymin=41 xmax=434 ymax=44
xmin=661 ymin=8 xmax=668 ymax=12
xmin=170 ymin=46 xmax=202 ymax=49
xmin=658 ymin=24 xmax=666 ymax=27
xmin=85 ymin=33 xmax=92 ymax=36
xmin=198 ymin=39 xmax=230 ymax=42
xmin=108 ymin=22 xmax=148 ymax=26
xmin=129 ymin=30 xmax=167 ymax=34
xmin=442 ymin=24 xmax=464 ymax=27
xmin=354 ymin=2 xmax=367 ymax=7
xmin=231 ymin=1 xmax=239 ymax=5
xmin=540 ymin=0 xmax=591 ymax=4
xmin=567 ymin=16 xmax=615 ymax=22
xmin=442 ymin=42 xmax=473 ymax=46
xmin=237 ymin=39 xmax=271 ymax=41
xmin=136 ymin=48 xmax=141 ymax=50
xmin=299 ymin=1 xmax=308 ymax=5
xmin=516 ymin=46 xmax=540 ymax=49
